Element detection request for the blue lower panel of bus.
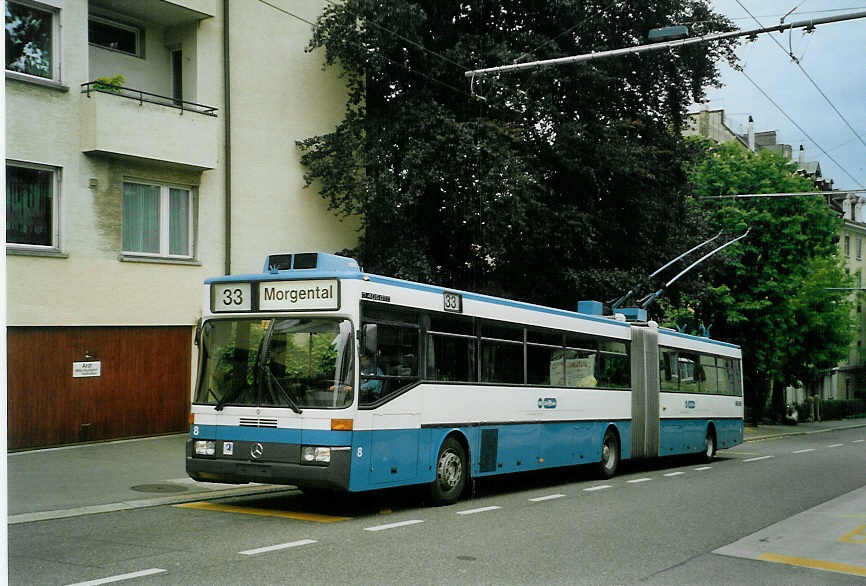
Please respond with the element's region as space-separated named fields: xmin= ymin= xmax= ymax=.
xmin=658 ymin=418 xmax=743 ymax=456
xmin=347 ymin=420 xmax=631 ymax=493
xmin=190 ymin=418 xmax=741 ymax=493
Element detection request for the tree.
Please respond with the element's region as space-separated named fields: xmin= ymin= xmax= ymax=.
xmin=297 ymin=0 xmax=738 ymax=308
xmin=682 ymin=141 xmax=854 ymax=422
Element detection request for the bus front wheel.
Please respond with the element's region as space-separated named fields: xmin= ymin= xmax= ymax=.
xmin=598 ymin=428 xmax=620 ymax=479
xmin=430 ymin=436 xmax=467 ymax=506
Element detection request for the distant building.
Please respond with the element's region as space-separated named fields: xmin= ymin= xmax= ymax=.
xmin=822 ymin=193 xmax=866 ymax=401
xmin=682 ymin=107 xmax=750 ymax=149
xmin=684 ymin=107 xmax=861 ymax=403
xmin=6 ymin=0 xmax=359 ymax=448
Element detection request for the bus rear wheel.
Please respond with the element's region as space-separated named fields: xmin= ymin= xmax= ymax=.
xmin=430 ymin=436 xmax=467 ymax=506
xmin=598 ymin=429 xmax=620 ymax=479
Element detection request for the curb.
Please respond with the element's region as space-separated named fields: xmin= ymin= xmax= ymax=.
xmin=744 ymin=421 xmax=866 ymax=442
xmin=9 ymin=484 xmax=297 ymax=525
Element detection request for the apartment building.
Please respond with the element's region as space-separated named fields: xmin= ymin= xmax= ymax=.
xmin=6 ymin=0 xmax=358 ymax=448
xmin=824 ymin=193 xmax=866 ymax=400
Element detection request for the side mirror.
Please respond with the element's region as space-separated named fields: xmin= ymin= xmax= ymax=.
xmin=361 ymin=324 xmax=377 ymax=355
xmin=194 ymin=318 xmax=202 ymax=347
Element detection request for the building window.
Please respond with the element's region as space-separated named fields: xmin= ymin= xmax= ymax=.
xmin=88 ymin=15 xmax=142 ymax=57
xmin=6 ymin=161 xmax=59 ymax=249
xmin=844 ymin=235 xmax=850 ymax=257
xmin=858 ymin=238 xmax=863 ymax=260
xmin=122 ymin=181 xmax=193 ymax=258
xmin=5 ymin=0 xmax=59 ymax=80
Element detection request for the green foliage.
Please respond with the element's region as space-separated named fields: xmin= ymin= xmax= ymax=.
xmin=298 ymin=0 xmax=738 ymax=307
xmin=797 ymin=398 xmax=866 ymax=420
xmin=94 ymin=74 xmax=126 ymax=92
xmin=682 ymin=140 xmax=855 ymax=421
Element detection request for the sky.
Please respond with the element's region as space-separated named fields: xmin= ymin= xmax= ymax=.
xmin=703 ymin=1 xmax=866 ymax=191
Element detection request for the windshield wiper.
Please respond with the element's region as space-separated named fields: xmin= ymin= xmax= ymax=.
xmin=214 ymin=383 xmax=247 ymax=411
xmin=262 ymin=364 xmax=303 ymax=414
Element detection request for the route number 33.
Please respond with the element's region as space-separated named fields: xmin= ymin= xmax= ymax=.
xmin=223 ymin=288 xmax=244 ymax=306
xmin=443 ymin=292 xmax=463 ymax=313
xmin=213 ymin=283 xmax=251 ymax=312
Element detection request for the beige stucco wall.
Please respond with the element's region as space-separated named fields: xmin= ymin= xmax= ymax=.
xmin=227 ymin=0 xmax=360 ymax=275
xmin=6 ymin=0 xmax=225 ymax=327
xmin=7 ymin=0 xmax=359 ymax=329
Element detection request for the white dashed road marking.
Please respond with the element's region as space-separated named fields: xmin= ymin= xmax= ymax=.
xmin=529 ymin=494 xmax=566 ymax=502
xmin=240 ymin=539 xmax=317 ymax=556
xmin=793 ymin=448 xmax=816 ymax=454
xmin=65 ymin=569 xmax=167 ymax=586
xmin=364 ymin=519 xmax=425 ymax=532
xmin=583 ymin=485 xmax=612 ymax=492
xmin=742 ymin=456 xmax=773 ymax=463
xmin=664 ymin=471 xmax=685 ymax=477
xmin=627 ymin=478 xmax=652 ymax=484
xmin=457 ymin=506 xmax=501 ymax=515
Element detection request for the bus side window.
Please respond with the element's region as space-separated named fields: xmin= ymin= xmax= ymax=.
xmin=597 ymin=340 xmax=630 ymax=389
xmin=359 ymin=317 xmax=420 ymax=406
xmin=678 ymin=353 xmax=700 ymax=393
xmin=659 ymin=347 xmax=678 ymax=391
xmin=700 ymin=354 xmax=720 ymax=394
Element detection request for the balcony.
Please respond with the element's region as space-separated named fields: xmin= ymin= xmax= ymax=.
xmin=80 ymin=83 xmax=219 ymax=170
xmin=89 ymin=0 xmax=217 ymax=26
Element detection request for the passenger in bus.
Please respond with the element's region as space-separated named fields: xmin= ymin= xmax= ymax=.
xmin=359 ymin=352 xmax=384 ymax=401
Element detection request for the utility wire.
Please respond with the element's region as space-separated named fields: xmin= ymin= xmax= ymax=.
xmin=684 ymin=7 xmax=866 ymax=25
xmin=254 ymin=0 xmax=527 ymax=121
xmin=511 ymin=0 xmax=619 ymax=64
xmin=256 ymin=0 xmax=316 ymax=26
xmin=734 ymin=1 xmax=866 ymax=169
xmin=738 ymin=67 xmax=864 ymax=189
xmin=697 ymin=189 xmax=866 ymax=200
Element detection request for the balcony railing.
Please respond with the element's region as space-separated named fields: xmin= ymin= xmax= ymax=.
xmin=81 ymin=82 xmax=218 ymax=117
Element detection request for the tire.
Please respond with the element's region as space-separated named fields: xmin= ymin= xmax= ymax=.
xmin=598 ymin=428 xmax=620 ymax=479
xmin=430 ymin=436 xmax=467 ymax=506
xmin=702 ymin=429 xmax=716 ymax=462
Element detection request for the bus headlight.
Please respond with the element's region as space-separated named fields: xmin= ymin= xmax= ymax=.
xmin=301 ymin=446 xmax=331 ymax=465
xmin=194 ymin=440 xmax=216 ymax=456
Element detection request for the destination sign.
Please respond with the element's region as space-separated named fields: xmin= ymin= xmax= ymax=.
xmin=259 ymin=279 xmax=339 ymax=311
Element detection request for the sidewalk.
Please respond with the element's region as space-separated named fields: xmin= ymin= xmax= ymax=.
xmin=6 ymin=434 xmax=289 ymax=525
xmin=7 ymin=418 xmax=866 ymax=525
xmin=743 ymin=416 xmax=866 ymax=441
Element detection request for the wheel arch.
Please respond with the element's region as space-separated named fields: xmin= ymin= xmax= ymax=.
xmin=604 ymin=423 xmax=623 ymax=457
xmin=438 ymin=429 xmax=471 ymax=477
xmin=705 ymin=421 xmax=718 ymax=442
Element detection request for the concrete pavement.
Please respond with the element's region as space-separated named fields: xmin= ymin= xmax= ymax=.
xmin=7 ymin=418 xmax=866 ymax=525
xmin=6 ymin=434 xmax=291 ymax=525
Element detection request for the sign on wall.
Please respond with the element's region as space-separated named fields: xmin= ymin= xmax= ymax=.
xmin=73 ymin=361 xmax=102 ymax=378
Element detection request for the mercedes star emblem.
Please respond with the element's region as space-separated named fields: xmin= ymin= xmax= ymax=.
xmin=250 ymin=442 xmax=264 ymax=460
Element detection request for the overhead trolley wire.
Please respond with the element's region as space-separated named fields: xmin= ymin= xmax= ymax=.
xmin=737 ymin=67 xmax=864 ymax=189
xmin=255 ymin=0 xmax=534 ymax=120
xmin=733 ymin=0 xmax=866 ymax=183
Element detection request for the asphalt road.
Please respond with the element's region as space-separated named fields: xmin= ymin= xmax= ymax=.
xmin=9 ymin=427 xmax=866 ymax=585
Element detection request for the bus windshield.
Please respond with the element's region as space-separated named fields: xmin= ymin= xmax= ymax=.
xmin=195 ymin=317 xmax=354 ymax=410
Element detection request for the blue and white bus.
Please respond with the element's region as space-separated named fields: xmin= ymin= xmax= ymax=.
xmin=187 ymin=252 xmax=744 ymax=504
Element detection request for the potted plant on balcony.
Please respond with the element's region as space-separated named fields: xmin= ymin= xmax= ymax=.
xmin=93 ymin=74 xmax=125 ymax=93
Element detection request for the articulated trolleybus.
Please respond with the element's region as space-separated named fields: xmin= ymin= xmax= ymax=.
xmin=187 ymin=252 xmax=744 ymax=505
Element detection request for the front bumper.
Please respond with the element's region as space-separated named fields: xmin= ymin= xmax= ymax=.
xmin=185 ymin=439 xmax=351 ymax=491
